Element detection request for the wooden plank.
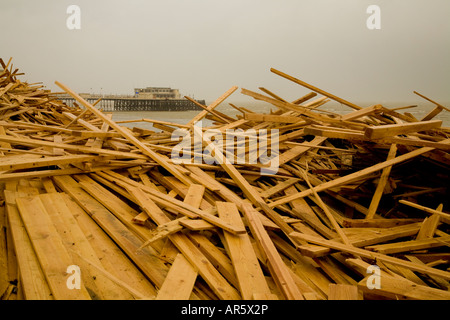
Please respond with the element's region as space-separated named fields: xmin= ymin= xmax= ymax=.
xmin=3 ymin=190 xmax=53 ymax=300
xmin=278 ymin=136 xmax=328 ymax=165
xmin=304 ymin=126 xmax=366 ymax=140
xmin=357 ymin=274 xmax=450 ymax=300
xmin=365 ymin=235 xmax=450 ymax=254
xmin=185 ymin=96 xmax=235 ymax=124
xmin=421 ymin=105 xmax=444 ymax=121
xmin=0 ymin=206 xmax=8 ymax=297
xmin=242 ymin=203 xmax=304 ymax=300
xmin=399 ymin=200 xmax=450 ymax=225
xmin=186 ymin=86 xmax=238 ymax=126
xmin=416 ymin=204 xmax=442 ymax=240
xmin=341 ymin=104 xmax=383 ymax=121
xmin=342 ymin=222 xmax=423 ymax=247
xmin=75 ymin=175 xmax=154 ymax=241
xmin=364 ymin=120 xmax=442 ymax=139
xmin=186 ymin=232 xmax=239 ymax=289
xmin=270 ymin=68 xmax=362 ymax=110
xmin=414 ymin=91 xmax=450 ymax=112
xmin=193 ymin=125 xmax=295 ymax=238
xmin=15 ymin=194 xmax=91 ymax=300
xmin=179 ymin=219 xmax=216 ymax=231
xmin=366 ymin=144 xmax=398 ymax=219
xmin=244 ymin=113 xmax=303 ymax=124
xmin=123 ymin=182 xmax=244 ymax=235
xmin=342 ymin=218 xmax=422 ymax=228
xmin=183 ymin=184 xmax=206 ymax=209
xmin=259 ymin=178 xmax=300 ymax=199
xmin=0 ymin=154 xmax=99 ymax=172
xmin=156 ymin=254 xmax=197 ymax=300
xmin=292 ymin=92 xmax=317 ymax=105
xmin=0 ymin=135 xmax=149 ymax=159
xmin=217 ymin=202 xmax=272 ymax=300
xmin=328 ymin=284 xmax=361 ymax=300
xmin=63 ymin=111 xmax=101 ymax=132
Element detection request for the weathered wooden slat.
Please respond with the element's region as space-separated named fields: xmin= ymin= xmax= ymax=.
xmin=40 ymin=192 xmax=137 ymax=300
xmin=3 ymin=190 xmax=53 ymax=300
xmin=365 ymin=144 xmax=398 ymax=219
xmin=242 ymin=203 xmax=304 ymax=300
xmin=0 ymin=154 xmax=99 ymax=172
xmin=155 ymin=254 xmax=197 ymax=300
xmin=217 ymin=202 xmax=273 ymax=300
xmin=16 ymin=194 xmax=92 ymax=300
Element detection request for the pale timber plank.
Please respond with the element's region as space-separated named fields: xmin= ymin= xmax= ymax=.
xmin=242 ymin=203 xmax=304 ymax=300
xmin=4 ymin=190 xmax=53 ymax=300
xmin=16 ymin=195 xmax=91 ymax=300
xmin=156 ymin=254 xmax=198 ymax=300
xmin=217 ymin=202 xmax=273 ymax=300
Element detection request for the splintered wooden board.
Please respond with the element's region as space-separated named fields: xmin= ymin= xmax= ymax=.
xmin=4 ymin=190 xmax=53 ymax=300
xmin=15 ymin=194 xmax=91 ymax=300
xmin=217 ymin=202 xmax=273 ymax=300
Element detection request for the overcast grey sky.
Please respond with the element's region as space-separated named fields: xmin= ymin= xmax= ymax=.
xmin=1 ymin=0 xmax=449 ymax=106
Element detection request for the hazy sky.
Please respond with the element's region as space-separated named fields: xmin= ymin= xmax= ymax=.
xmin=1 ymin=0 xmax=449 ymax=106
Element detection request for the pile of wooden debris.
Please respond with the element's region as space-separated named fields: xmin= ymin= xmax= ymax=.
xmin=1 ymin=58 xmax=449 ymax=300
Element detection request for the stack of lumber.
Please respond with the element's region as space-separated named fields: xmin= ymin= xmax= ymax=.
xmin=1 ymin=58 xmax=449 ymax=300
